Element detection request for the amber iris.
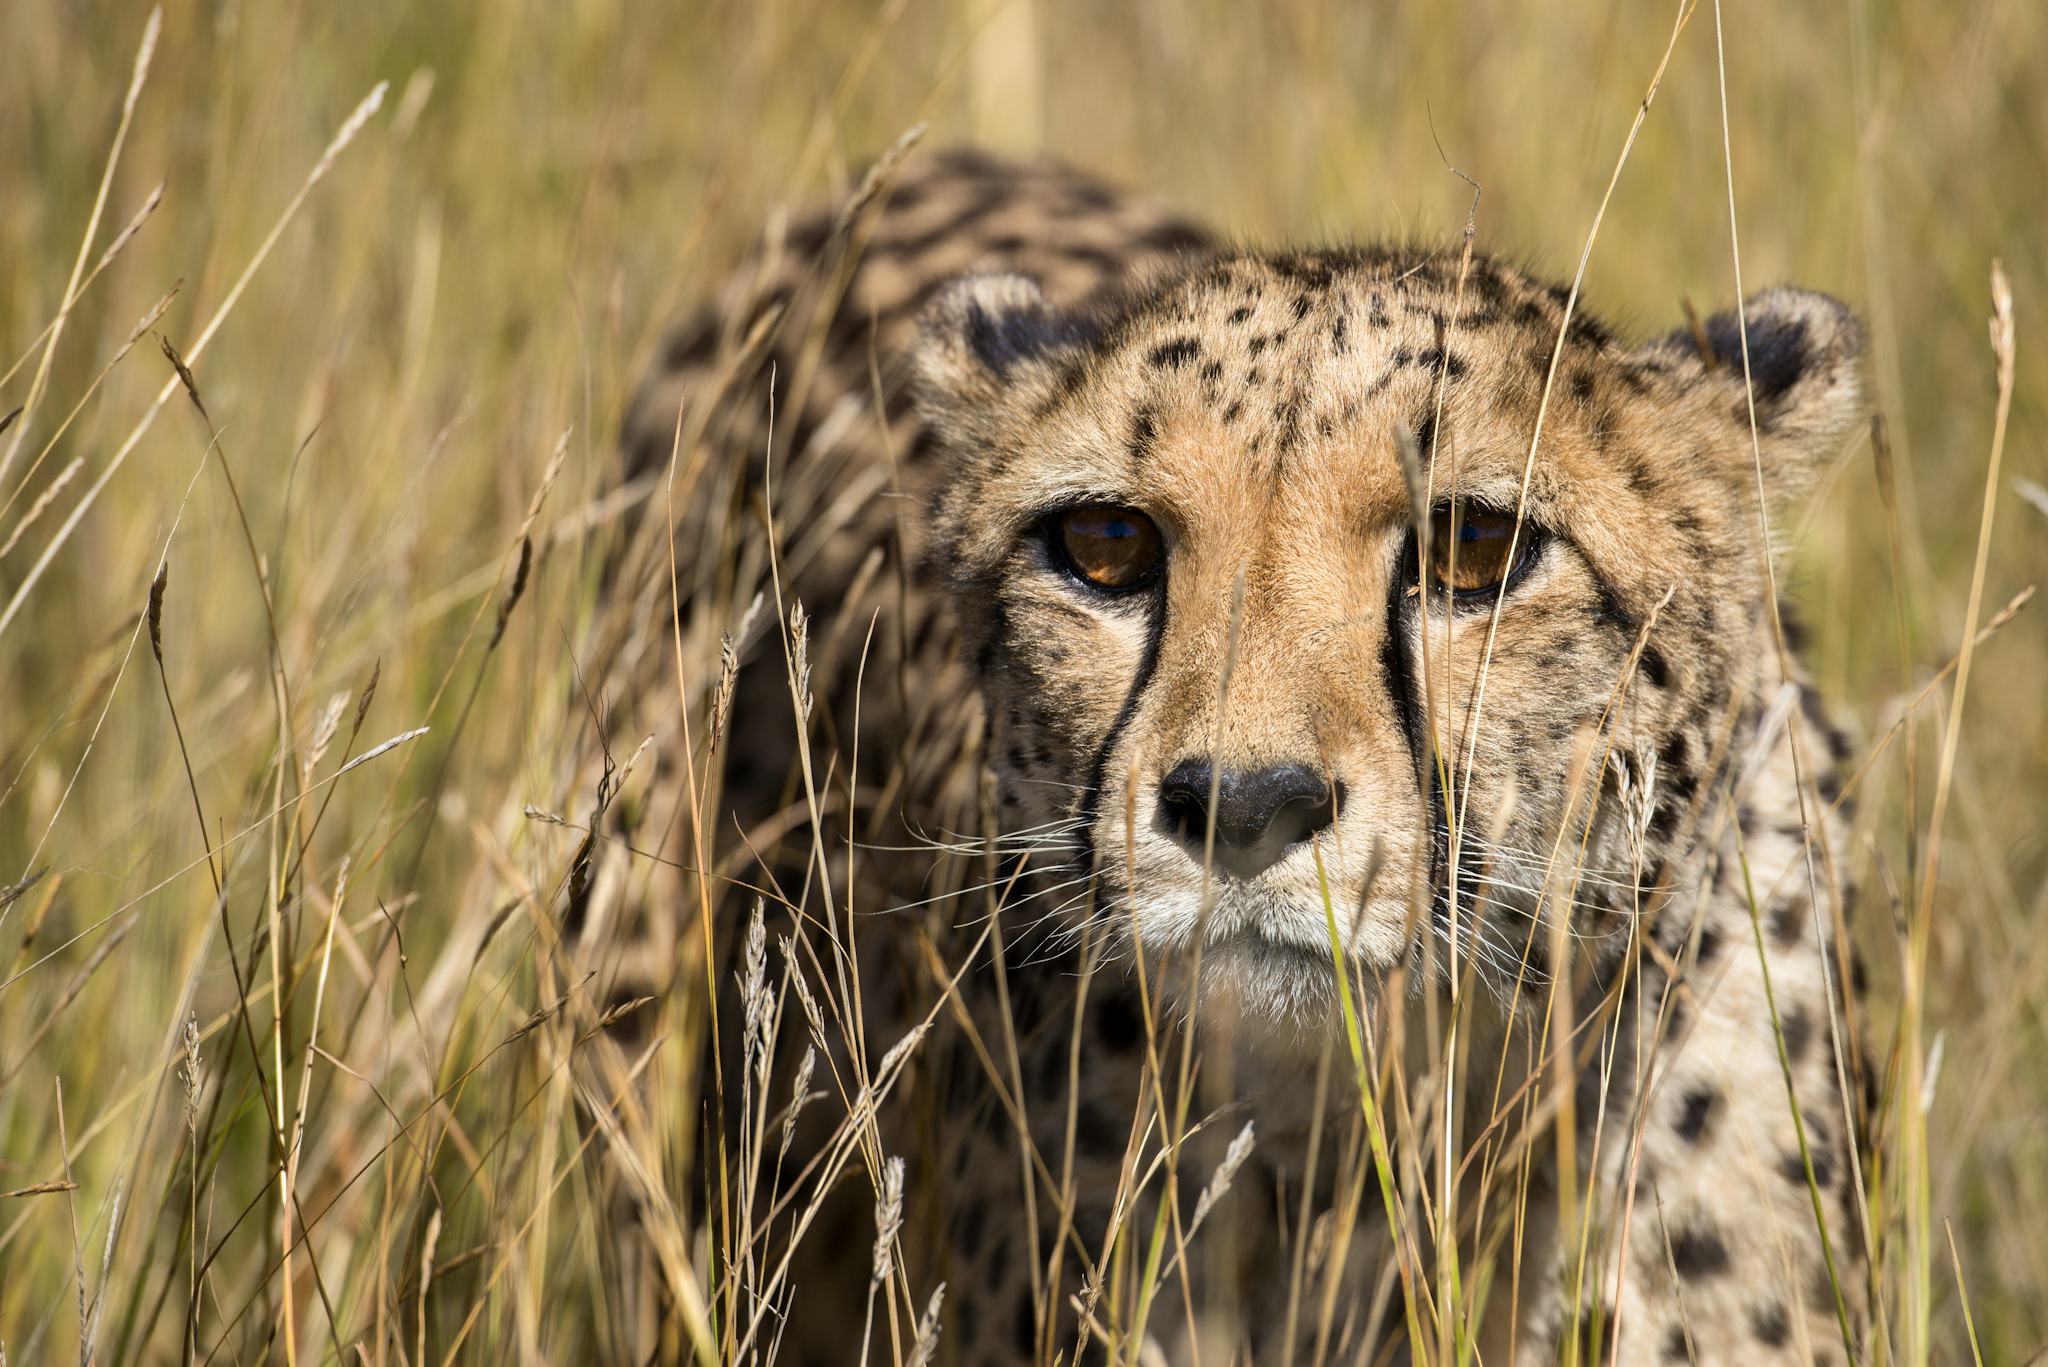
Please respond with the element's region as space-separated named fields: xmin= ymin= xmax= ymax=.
xmin=1427 ymin=503 xmax=1521 ymax=595
xmin=1057 ymin=505 xmax=1164 ymax=591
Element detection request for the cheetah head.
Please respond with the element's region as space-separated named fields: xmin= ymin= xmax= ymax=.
xmin=910 ymin=252 xmax=1865 ymax=1026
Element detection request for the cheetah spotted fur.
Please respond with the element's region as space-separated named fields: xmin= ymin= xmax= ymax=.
xmin=602 ymin=147 xmax=1873 ymax=1365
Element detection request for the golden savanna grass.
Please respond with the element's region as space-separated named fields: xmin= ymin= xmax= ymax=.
xmin=1 ymin=0 xmax=2043 ymax=1361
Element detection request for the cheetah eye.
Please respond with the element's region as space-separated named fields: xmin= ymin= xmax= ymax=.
xmin=1052 ymin=504 xmax=1164 ymax=593
xmin=1425 ymin=502 xmax=1527 ymax=598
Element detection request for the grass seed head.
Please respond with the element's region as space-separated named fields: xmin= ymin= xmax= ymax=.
xmin=780 ymin=1044 xmax=817 ymax=1161
xmin=906 ymin=1282 xmax=946 ymax=1367
xmin=872 ymin=1154 xmax=905 ymax=1286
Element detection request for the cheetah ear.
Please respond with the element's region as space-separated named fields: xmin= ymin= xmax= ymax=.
xmin=1654 ymin=287 xmax=1869 ymax=497
xmin=910 ymin=273 xmax=1098 ymax=444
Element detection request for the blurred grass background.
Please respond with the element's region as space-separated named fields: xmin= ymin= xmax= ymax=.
xmin=1 ymin=0 xmax=2042 ymax=1360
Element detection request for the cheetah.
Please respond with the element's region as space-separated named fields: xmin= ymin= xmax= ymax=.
xmin=601 ymin=146 xmax=1872 ymax=1364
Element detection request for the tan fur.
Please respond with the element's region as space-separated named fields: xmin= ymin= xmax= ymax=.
xmin=612 ymin=148 xmax=1873 ymax=1364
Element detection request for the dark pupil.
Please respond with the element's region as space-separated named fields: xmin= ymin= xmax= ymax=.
xmin=1430 ymin=505 xmax=1515 ymax=592
xmin=1064 ymin=507 xmax=1156 ymax=588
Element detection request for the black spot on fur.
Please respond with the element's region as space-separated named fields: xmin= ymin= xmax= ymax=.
xmin=1570 ymin=369 xmax=1596 ymax=403
xmin=1800 ymin=685 xmax=1854 ymax=763
xmin=1569 ymin=312 xmax=1614 ymax=349
xmin=1148 ymin=337 xmax=1201 ymax=370
xmin=1661 ymin=1323 xmax=1692 ymax=1361
xmin=1623 ymin=455 xmax=1662 ymax=500
xmin=1592 ymin=580 xmax=1642 ymax=640
xmin=1770 ymin=898 xmax=1805 ymax=949
xmin=1639 ymin=646 xmax=1671 ymax=690
xmin=1128 ymin=408 xmax=1157 ymax=463
xmin=1781 ymin=602 xmax=1811 ymax=653
xmin=1750 ymin=1300 xmax=1791 ymax=1347
xmin=1274 ymin=394 xmax=1305 ymax=453
xmin=1781 ymin=1145 xmax=1835 ymax=1191
xmin=1060 ymin=177 xmax=1115 ymax=211
xmin=1703 ymin=309 xmax=1813 ymax=409
xmin=784 ymin=214 xmax=834 ymax=256
xmin=1780 ymin=1005 xmax=1813 ymax=1064
xmin=661 ymin=319 xmax=719 ymax=369
xmin=1416 ymin=346 xmax=1469 ymax=380
xmin=1221 ymin=400 xmax=1242 ymax=425
xmin=1674 ymin=1086 xmax=1718 ymax=1143
xmin=966 ymin=299 xmax=1096 ymax=380
xmin=1412 ymin=410 xmax=1438 ymax=463
xmin=1199 ymin=360 xmax=1224 ymax=383
xmin=1228 ymin=305 xmax=1254 ymax=324
xmin=1467 ymin=261 xmax=1510 ymax=303
xmin=1670 ymin=1224 xmax=1730 ymax=1279
xmin=1270 ymin=253 xmax=1334 ymax=287
xmin=1650 ymin=796 xmax=1681 ymax=840
xmin=973 ymin=601 xmax=1010 ymax=677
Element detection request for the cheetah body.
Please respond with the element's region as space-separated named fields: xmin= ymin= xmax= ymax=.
xmin=610 ymin=149 xmax=1871 ymax=1365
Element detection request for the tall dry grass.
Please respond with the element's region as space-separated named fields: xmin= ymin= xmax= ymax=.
xmin=1 ymin=0 xmax=2043 ymax=1362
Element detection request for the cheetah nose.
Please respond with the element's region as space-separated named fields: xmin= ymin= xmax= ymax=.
xmin=1156 ymin=759 xmax=1339 ymax=880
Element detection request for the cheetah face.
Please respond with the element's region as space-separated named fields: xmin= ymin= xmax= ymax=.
xmin=912 ymin=253 xmax=1864 ymax=1024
